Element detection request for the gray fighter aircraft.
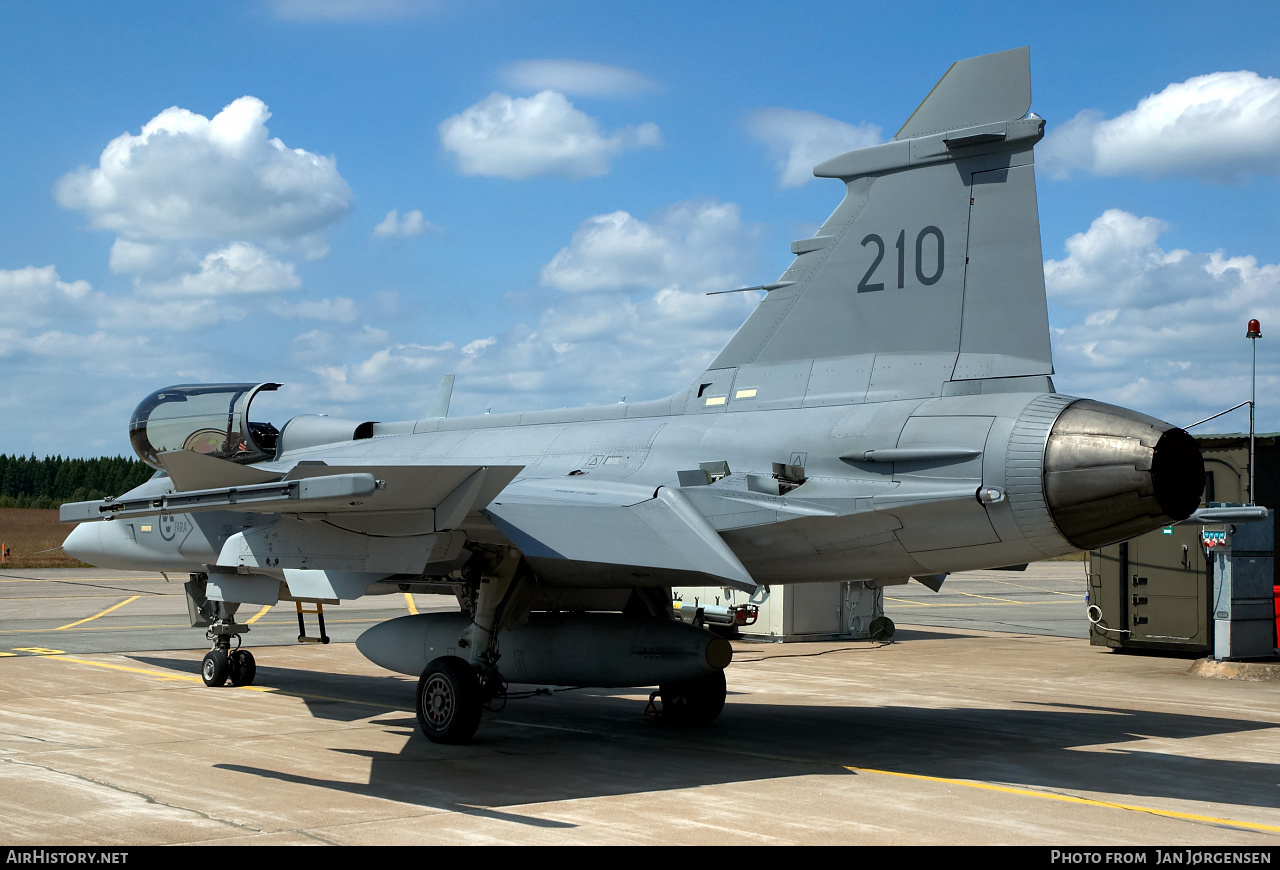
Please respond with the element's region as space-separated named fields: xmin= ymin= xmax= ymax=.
xmin=61 ymin=48 xmax=1206 ymax=744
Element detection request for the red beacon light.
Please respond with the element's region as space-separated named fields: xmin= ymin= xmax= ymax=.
xmin=1247 ymin=319 xmax=1262 ymax=339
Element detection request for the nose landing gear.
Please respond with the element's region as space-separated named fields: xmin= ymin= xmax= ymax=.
xmin=201 ymin=631 xmax=257 ymax=687
xmin=187 ymin=572 xmax=258 ymax=688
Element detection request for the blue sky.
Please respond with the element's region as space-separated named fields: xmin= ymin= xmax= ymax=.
xmin=2 ymin=0 xmax=1279 ymax=457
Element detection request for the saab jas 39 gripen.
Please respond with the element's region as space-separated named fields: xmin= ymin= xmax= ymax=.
xmin=61 ymin=48 xmax=1207 ymax=743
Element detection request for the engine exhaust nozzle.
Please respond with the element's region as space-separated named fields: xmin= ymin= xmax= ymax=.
xmin=1044 ymin=400 xmax=1204 ymax=550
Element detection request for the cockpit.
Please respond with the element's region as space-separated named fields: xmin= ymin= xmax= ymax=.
xmin=129 ymin=383 xmax=281 ymax=470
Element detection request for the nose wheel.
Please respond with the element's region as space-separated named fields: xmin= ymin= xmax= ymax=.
xmin=201 ymin=632 xmax=257 ymax=687
xmin=201 ymin=648 xmax=229 ymax=686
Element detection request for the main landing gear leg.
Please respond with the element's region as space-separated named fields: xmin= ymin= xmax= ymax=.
xmin=415 ymin=547 xmax=533 ymax=744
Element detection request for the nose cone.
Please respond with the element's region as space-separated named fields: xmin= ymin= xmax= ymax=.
xmin=62 ymin=522 xmax=105 ymax=566
xmin=1044 ymin=400 xmax=1204 ymax=549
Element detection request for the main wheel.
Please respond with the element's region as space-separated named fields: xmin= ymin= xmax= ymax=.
xmin=416 ymin=656 xmax=483 ymax=744
xmin=659 ymin=669 xmax=727 ymax=727
xmin=201 ymin=649 xmax=229 ymax=687
xmin=228 ymin=649 xmax=256 ymax=686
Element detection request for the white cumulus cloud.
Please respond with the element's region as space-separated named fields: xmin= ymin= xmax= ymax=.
xmin=0 ymin=265 xmax=94 ymax=327
xmin=541 ymin=199 xmax=755 ymax=294
xmin=270 ymin=296 xmax=358 ymax=322
xmin=1040 ymin=70 xmax=1280 ymax=181
xmin=56 ymin=96 xmax=352 ymax=244
xmin=302 ymin=198 xmax=765 ymax=416
xmin=439 ymin=91 xmax=661 ymax=179
xmin=1046 ymin=209 xmax=1280 ymax=431
xmin=501 ymin=60 xmax=657 ymax=97
xmin=746 ymin=108 xmax=882 ymax=187
xmin=143 ymin=242 xmax=301 ymax=298
xmin=373 ymin=208 xmax=434 ymax=238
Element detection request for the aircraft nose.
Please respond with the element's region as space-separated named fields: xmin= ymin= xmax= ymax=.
xmin=62 ymin=522 xmax=105 ymax=565
xmin=1043 ymin=400 xmax=1204 ymax=550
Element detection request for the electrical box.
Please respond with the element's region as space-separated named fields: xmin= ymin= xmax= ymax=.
xmin=1212 ymin=516 xmax=1276 ymax=660
xmin=1088 ymin=523 xmax=1210 ymax=652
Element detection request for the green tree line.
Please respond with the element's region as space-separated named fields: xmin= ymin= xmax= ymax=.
xmin=0 ymin=454 xmax=154 ymax=509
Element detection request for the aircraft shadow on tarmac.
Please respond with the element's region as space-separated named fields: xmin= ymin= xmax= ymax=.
xmin=127 ymin=654 xmax=1280 ymax=818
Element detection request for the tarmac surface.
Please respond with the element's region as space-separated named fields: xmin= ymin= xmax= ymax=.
xmin=2 ymin=563 xmax=1278 ymax=845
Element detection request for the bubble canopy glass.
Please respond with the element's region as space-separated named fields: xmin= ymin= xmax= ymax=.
xmin=129 ymin=383 xmax=281 ymax=470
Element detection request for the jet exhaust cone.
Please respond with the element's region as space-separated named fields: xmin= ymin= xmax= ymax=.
xmin=1043 ymin=400 xmax=1205 ymax=550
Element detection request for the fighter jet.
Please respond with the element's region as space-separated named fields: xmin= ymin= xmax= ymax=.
xmin=61 ymin=48 xmax=1206 ymax=744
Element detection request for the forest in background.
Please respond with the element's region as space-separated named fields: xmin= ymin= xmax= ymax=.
xmin=0 ymin=454 xmax=154 ymax=509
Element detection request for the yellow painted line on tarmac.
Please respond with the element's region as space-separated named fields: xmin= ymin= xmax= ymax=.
xmin=971 ymin=576 xmax=1084 ymax=596
xmin=50 ymin=656 xmax=404 ymax=709
xmin=844 ymin=765 xmax=1280 ymax=834
xmin=0 ymin=616 xmax=387 ymax=635
xmin=404 ymin=593 xmax=418 ymax=615
xmin=884 ymin=597 xmax=1082 ymax=608
xmin=0 ymin=576 xmax=166 ymax=583
xmin=2 ymin=594 xmax=178 ymax=600
xmin=949 ymin=589 xmax=1023 ymax=603
xmin=55 ymin=596 xmax=140 ymax=630
xmin=1 ymin=624 xmax=191 ymax=635
xmin=246 ymin=605 xmax=271 ymax=624
xmin=52 ymin=657 xmax=200 ymax=682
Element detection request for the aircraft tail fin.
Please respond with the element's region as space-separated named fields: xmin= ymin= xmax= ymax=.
xmin=893 ymin=46 xmax=1031 ymax=141
xmin=685 ymin=48 xmax=1052 ymax=414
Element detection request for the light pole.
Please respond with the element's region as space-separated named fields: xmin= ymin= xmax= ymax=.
xmin=1246 ymin=318 xmax=1261 ymax=504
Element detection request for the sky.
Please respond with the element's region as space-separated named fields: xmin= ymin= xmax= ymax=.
xmin=2 ymin=0 xmax=1279 ymax=458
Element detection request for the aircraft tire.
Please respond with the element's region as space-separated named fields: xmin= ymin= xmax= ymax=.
xmin=228 ymin=649 xmax=256 ymax=687
xmin=416 ymin=656 xmax=483 ymax=744
xmin=659 ymin=669 xmax=727 ymax=727
xmin=201 ymin=649 xmax=229 ymax=687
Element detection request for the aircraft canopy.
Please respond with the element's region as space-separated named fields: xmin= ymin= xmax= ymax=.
xmin=129 ymin=383 xmax=281 ymax=470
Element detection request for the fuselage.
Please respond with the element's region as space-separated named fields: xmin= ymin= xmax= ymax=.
xmin=64 ymin=385 xmax=1203 ymax=591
